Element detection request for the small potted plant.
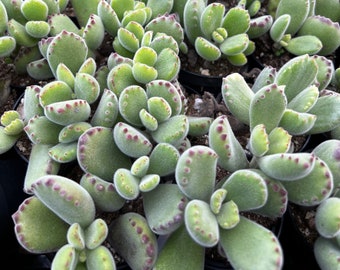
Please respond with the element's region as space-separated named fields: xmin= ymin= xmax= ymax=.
xmin=268 ymin=0 xmax=340 ymax=57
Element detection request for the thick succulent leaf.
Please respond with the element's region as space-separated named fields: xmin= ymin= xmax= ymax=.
xmin=24 ymin=116 xmax=64 ymax=144
xmin=226 ymin=52 xmax=248 ymax=66
xmin=7 ymin=19 xmax=39 ymax=47
xmin=176 ymin=145 xmax=217 ymax=201
xmin=107 ymin=63 xmax=137 ymax=97
xmin=270 ymin=14 xmax=290 ymax=43
xmin=267 ymin=127 xmax=291 ymax=155
xmin=146 ymin=80 xmax=183 ymax=116
xmin=210 ymin=188 xmax=228 ymax=214
xmin=48 ymin=142 xmax=77 ymax=163
xmin=44 ymin=99 xmax=91 ymax=126
xmin=222 ymin=73 xmax=253 ymax=125
xmin=24 ymin=144 xmax=60 ymax=193
xmin=84 ymin=218 xmax=108 ymax=249
xmin=194 ymin=37 xmax=221 ymax=62
xmin=222 ymin=169 xmax=268 ymax=211
xmin=183 ymin=0 xmax=205 ymax=44
xmin=209 ymin=115 xmax=249 ymax=172
xmin=187 ymin=116 xmax=213 ymax=136
xmin=298 ymin=15 xmax=340 ymax=56
xmin=74 ymin=73 xmax=100 ymax=104
xmin=216 ymin=200 xmax=240 ymax=229
xmin=250 ymin=169 xmax=288 ymax=218
xmin=12 ymin=196 xmax=68 ymax=253
xmin=0 ymin=1 xmax=8 ymax=35
xmin=145 ymin=13 xmax=184 ymax=46
xmin=248 ymin=15 xmax=273 ymax=39
xmin=39 ymin=80 xmax=74 ymax=107
xmin=139 ymin=174 xmax=160 ymax=192
xmin=313 ymin=55 xmax=334 ymax=91
xmin=307 ymin=90 xmax=340 ymax=134
xmin=114 ymin=168 xmax=140 ymax=200
xmin=149 ymin=34 xmax=179 ymax=55
xmin=184 ymin=199 xmax=219 ymax=247
xmin=97 ymin=0 xmax=120 ymax=37
xmin=250 ymin=84 xmax=287 ymax=133
xmin=200 ymin=2 xmax=225 ymax=39
xmin=0 ymin=36 xmax=16 ymax=57
xmin=108 ymin=213 xmax=158 ymax=270
xmin=131 ymin=156 xmax=149 ymax=177
xmin=132 ymin=62 xmax=158 ymax=84
xmin=313 ymin=139 xmax=340 ymax=189
xmin=58 ymin=122 xmax=92 ymax=143
xmin=147 ymin=96 xmax=172 ymax=123
xmin=154 ymin=225 xmax=204 ymax=269
xmin=31 ymin=175 xmax=96 ymax=227
xmin=117 ymin=27 xmax=140 ymax=53
xmin=282 ymin=157 xmax=333 ymax=206
xmin=119 ymin=85 xmax=148 ymax=126
xmin=46 ymin=30 xmax=88 ymax=77
xmin=220 ymin=217 xmax=283 ymax=270
xmin=121 ymin=8 xmax=148 ymax=27
xmin=275 ymin=54 xmax=318 ymax=102
xmin=82 ymin=14 xmax=105 ymax=51
xmin=314 ymin=237 xmax=340 ymax=270
xmin=48 ymin=13 xmax=80 ymax=36
xmin=110 ymin=0 xmax=134 ymax=21
xmin=134 ymin=46 xmax=157 ymax=66
xmin=91 ymin=89 xmax=119 ymax=128
xmin=23 ymin=85 xmax=44 ymax=121
xmin=86 ymin=246 xmax=116 ymax=270
xmin=249 ymin=124 xmax=269 ymax=157
xmin=78 ymin=126 xmax=131 ymax=181
xmin=252 ymin=66 xmax=276 ymax=93
xmin=151 ymin=115 xmax=189 ymax=146
xmin=287 ymin=85 xmax=319 ymax=113
xmin=80 ymin=173 xmax=125 ymax=212
xmin=284 ymin=35 xmax=322 ymax=55
xmin=257 ymin=152 xmax=316 ymax=181
xmin=147 ymin=0 xmax=173 ymax=18
xmin=143 ymin=184 xmax=188 ymax=235
xmin=27 ymin=58 xmax=54 ymax=80
xmin=113 ymin=122 xmax=153 ymax=158
xmin=315 ymin=198 xmax=340 ymax=238
xmin=154 ymin=48 xmax=180 ymax=81
xmin=220 ymin=33 xmax=249 ymax=56
xmin=279 ymin=109 xmax=316 ymax=135
xmin=148 ymin=143 xmax=180 ymax=176
xmin=51 ymin=244 xmax=78 ymax=270
xmin=222 ymin=7 xmax=250 ymax=36
xmin=0 ymin=126 xmax=20 ymax=154
xmin=67 ymin=223 xmax=85 ymax=250
xmin=275 ymin=0 xmax=309 ymax=35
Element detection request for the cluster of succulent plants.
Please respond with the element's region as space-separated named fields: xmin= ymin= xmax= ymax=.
xmin=180 ymin=0 xmax=273 ymax=65
xmin=1 ymin=0 xmax=340 ymax=269
xmin=269 ymin=0 xmax=340 ymax=56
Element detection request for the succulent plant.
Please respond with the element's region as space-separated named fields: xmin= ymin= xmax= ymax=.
xmin=12 ymin=175 xmax=117 ymax=270
xmin=181 ymin=0 xmax=273 ymax=65
xmin=0 ymin=0 xmax=73 ymax=74
xmin=309 ymin=139 xmax=340 ymax=269
xmin=2 ymin=1 xmax=340 ymax=269
xmin=222 ymin=54 xmax=340 ymax=137
xmin=269 ymin=0 xmax=340 ymax=56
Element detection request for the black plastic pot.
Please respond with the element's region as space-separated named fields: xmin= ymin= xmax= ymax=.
xmin=178 ymin=69 xmax=224 ymax=96
xmin=280 ymin=205 xmax=320 ymax=270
